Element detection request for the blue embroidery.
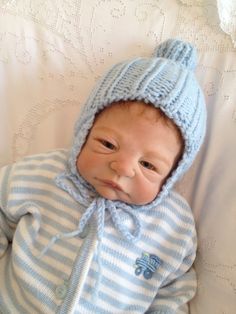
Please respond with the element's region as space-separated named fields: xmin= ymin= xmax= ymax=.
xmin=134 ymin=252 xmax=162 ymax=279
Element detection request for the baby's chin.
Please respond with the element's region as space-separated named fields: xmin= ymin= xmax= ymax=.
xmin=94 ymin=184 xmax=157 ymax=205
xmin=98 ymin=190 xmax=154 ymax=206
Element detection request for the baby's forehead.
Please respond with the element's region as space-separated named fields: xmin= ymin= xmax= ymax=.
xmin=96 ymin=100 xmax=174 ymax=127
xmin=93 ymin=100 xmax=183 ymax=145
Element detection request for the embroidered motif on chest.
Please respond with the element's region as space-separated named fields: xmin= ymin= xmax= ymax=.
xmin=134 ymin=252 xmax=162 ymax=279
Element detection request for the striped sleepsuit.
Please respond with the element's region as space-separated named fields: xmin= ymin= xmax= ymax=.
xmin=0 ymin=150 xmax=197 ymax=314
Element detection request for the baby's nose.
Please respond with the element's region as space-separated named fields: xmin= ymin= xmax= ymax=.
xmin=110 ymin=159 xmax=135 ymax=178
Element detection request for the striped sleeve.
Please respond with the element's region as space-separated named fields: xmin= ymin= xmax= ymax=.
xmin=0 ymin=150 xmax=68 ymax=259
xmin=0 ymin=164 xmax=16 ymax=257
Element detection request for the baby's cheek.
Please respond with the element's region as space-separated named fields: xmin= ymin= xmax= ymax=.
xmin=77 ymin=150 xmax=98 ymax=178
xmin=76 ymin=155 xmax=82 ymax=172
xmin=76 ymin=151 xmax=89 ymax=175
xmin=134 ymin=181 xmax=161 ymax=205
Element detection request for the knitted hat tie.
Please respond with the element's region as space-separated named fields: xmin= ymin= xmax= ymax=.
xmin=39 ymin=172 xmax=141 ymax=258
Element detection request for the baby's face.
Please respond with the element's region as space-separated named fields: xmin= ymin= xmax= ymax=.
xmin=77 ymin=101 xmax=183 ymax=205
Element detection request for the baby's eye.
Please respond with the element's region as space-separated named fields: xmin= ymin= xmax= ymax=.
xmin=100 ymin=140 xmax=116 ymax=150
xmin=140 ymin=160 xmax=156 ymax=171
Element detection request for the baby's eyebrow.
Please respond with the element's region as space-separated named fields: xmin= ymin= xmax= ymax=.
xmin=145 ymin=152 xmax=171 ymax=169
xmin=93 ymin=126 xmax=114 ymax=132
xmin=92 ymin=126 xmax=119 ymax=136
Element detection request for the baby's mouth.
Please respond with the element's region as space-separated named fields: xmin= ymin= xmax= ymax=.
xmin=98 ymin=179 xmax=124 ymax=192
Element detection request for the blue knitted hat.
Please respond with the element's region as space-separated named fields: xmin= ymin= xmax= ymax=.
xmin=69 ymin=38 xmax=207 ymax=206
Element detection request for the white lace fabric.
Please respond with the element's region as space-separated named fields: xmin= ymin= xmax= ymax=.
xmin=217 ymin=0 xmax=236 ymax=46
xmin=180 ymin=0 xmax=236 ymax=47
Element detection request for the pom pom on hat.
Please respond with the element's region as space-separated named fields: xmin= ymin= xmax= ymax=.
xmin=154 ymin=38 xmax=197 ymax=70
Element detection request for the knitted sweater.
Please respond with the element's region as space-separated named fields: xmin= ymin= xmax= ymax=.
xmin=0 ymin=150 xmax=197 ymax=314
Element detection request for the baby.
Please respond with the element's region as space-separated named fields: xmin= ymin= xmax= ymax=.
xmin=0 ymin=39 xmax=206 ymax=314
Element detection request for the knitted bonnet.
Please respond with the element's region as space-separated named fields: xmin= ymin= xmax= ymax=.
xmin=69 ymin=38 xmax=207 ymax=206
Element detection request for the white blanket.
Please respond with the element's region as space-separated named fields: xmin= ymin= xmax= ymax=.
xmin=181 ymin=0 xmax=236 ymax=47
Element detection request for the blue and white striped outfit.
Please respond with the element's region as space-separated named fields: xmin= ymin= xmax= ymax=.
xmin=0 ymin=150 xmax=197 ymax=313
